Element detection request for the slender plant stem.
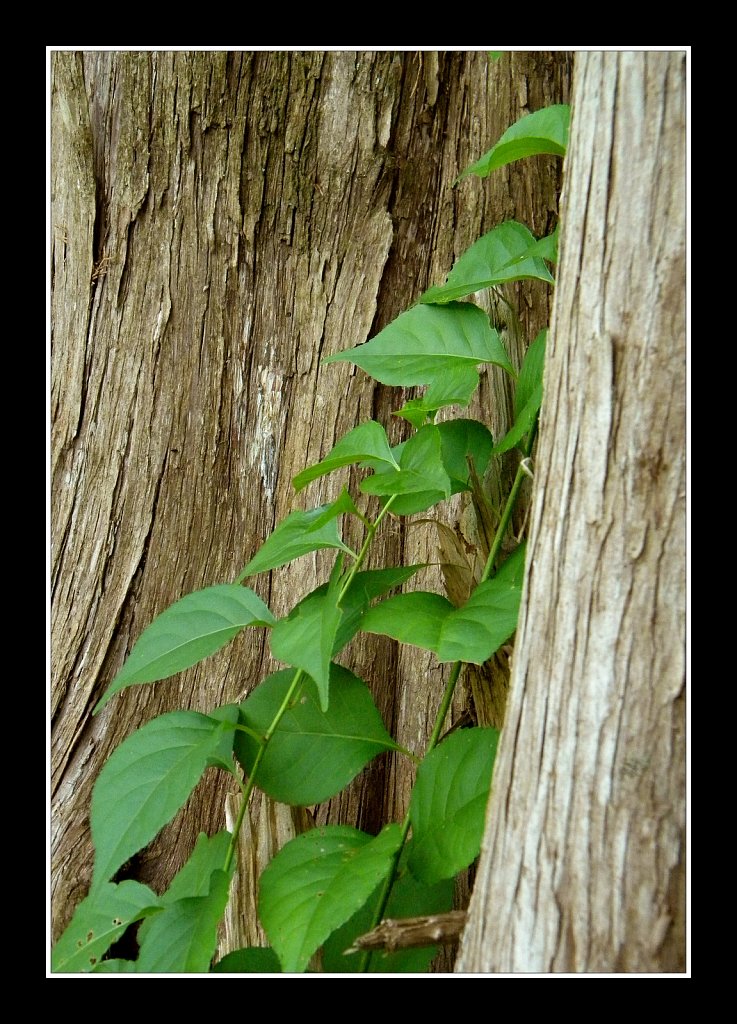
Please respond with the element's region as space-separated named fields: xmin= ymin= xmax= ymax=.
xmin=359 ymin=423 xmax=539 ymax=970
xmin=338 ymin=495 xmax=397 ymax=603
xmin=479 ymin=419 xmax=538 ymax=584
xmin=223 ymin=668 xmax=305 ymax=874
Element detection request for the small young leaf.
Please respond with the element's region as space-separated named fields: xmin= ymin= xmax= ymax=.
xmin=322 ymin=854 xmax=454 ymax=973
xmin=51 ymin=880 xmax=160 ymax=973
xmin=293 ymin=421 xmax=399 ymax=492
xmin=91 ymin=707 xmax=239 ymax=887
xmin=212 ymin=947 xmax=282 ymax=973
xmin=324 ymin=302 xmax=510 ymax=387
xmin=408 ymin=728 xmax=500 ymax=884
xmin=361 ymin=425 xmax=451 ymax=500
xmin=270 ymin=564 xmax=423 ymax=710
xmin=94 ymin=586 xmax=275 ymax=713
xmin=458 ymin=104 xmax=570 ymax=180
xmin=420 ymin=222 xmax=553 ymax=306
xmin=514 ymin=328 xmax=547 ymax=421
xmin=237 ymin=501 xmax=354 ymax=581
xmin=135 ymin=869 xmax=232 ymax=973
xmin=395 ymin=365 xmax=483 ymax=426
xmin=235 ymin=666 xmax=399 ymax=805
xmin=491 ymin=383 xmax=542 ymax=455
xmin=259 ymin=824 xmax=402 ymax=974
xmin=361 ymin=545 xmax=526 ymax=665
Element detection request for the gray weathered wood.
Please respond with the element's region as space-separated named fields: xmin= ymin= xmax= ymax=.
xmin=456 ymin=51 xmax=686 ymax=974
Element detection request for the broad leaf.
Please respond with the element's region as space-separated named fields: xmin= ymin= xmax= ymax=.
xmin=459 ymin=104 xmax=570 ymax=180
xmin=324 ymin=302 xmax=511 ymax=387
xmin=94 ymin=586 xmax=275 ymax=713
xmin=437 ymin=419 xmax=494 ymax=488
xmin=293 ymin=421 xmax=399 ymax=492
xmin=421 ymin=222 xmax=554 ymax=305
xmin=212 ymin=948 xmax=282 ymax=973
xmin=237 ymin=501 xmax=354 ymax=581
xmin=135 ymin=869 xmax=232 ymax=973
xmin=259 ymin=824 xmax=402 ymax=974
xmin=361 ymin=425 xmax=450 ymax=500
xmin=361 ymin=544 xmax=526 ymax=664
xmin=91 ymin=959 xmax=138 ymax=973
xmin=492 ymin=383 xmax=542 ymax=455
xmin=91 ymin=707 xmax=239 ymax=887
xmin=235 ymin=666 xmax=399 ymax=805
xmin=51 ymin=880 xmax=160 ymax=973
xmin=270 ymin=565 xmax=423 ymax=709
xmin=408 ymin=728 xmax=499 ymax=884
xmin=322 ymin=855 xmax=454 ymax=973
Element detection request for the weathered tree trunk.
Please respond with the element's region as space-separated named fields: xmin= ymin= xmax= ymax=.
xmin=51 ymin=50 xmax=572 ymax=959
xmin=456 ymin=51 xmax=686 ymax=974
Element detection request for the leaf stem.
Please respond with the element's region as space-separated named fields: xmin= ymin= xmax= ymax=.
xmin=480 ymin=417 xmax=538 ymax=584
xmin=359 ymin=419 xmax=539 ymax=970
xmin=223 ymin=668 xmax=305 ymax=875
xmin=338 ymin=495 xmax=397 ymax=604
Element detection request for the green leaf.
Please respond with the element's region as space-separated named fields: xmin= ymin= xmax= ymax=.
xmin=408 ymin=728 xmax=499 ymax=884
xmin=135 ymin=869 xmax=232 ymax=973
xmin=420 ymin=222 xmax=554 ymax=305
xmin=212 ymin=947 xmax=282 ymax=973
xmin=395 ymin=365 xmax=483 ymax=426
xmin=235 ymin=666 xmax=399 ymax=805
xmin=515 ymin=328 xmax=547 ymax=420
xmin=322 ymin=854 xmax=454 ymax=973
xmin=324 ymin=302 xmax=511 ymax=387
xmin=293 ymin=421 xmax=399 ymax=492
xmin=259 ymin=824 xmax=402 ymax=974
xmin=94 ymin=586 xmax=275 ymax=713
xmin=437 ymin=419 xmax=494 ymax=488
xmin=90 ymin=959 xmax=139 ymax=973
xmin=237 ymin=501 xmax=354 ymax=582
xmin=51 ymin=880 xmax=160 ymax=973
xmin=270 ymin=564 xmax=422 ymax=710
xmin=91 ymin=707 xmax=239 ymax=887
xmin=458 ymin=104 xmax=570 ymax=180
xmin=492 ymin=383 xmax=542 ymax=455
xmin=361 ymin=545 xmax=526 ymax=664
xmin=361 ymin=425 xmax=450 ymax=501
xmin=488 ymin=51 xmax=503 ymax=62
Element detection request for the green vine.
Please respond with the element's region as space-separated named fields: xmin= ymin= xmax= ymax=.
xmin=52 ymin=99 xmax=569 ymax=975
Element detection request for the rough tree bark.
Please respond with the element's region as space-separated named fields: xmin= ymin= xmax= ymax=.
xmin=456 ymin=51 xmax=686 ymax=974
xmin=50 ymin=50 xmax=572 ymax=959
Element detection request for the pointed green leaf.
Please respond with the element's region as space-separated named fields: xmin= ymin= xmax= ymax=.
xmin=94 ymin=586 xmax=275 ymax=713
xmin=361 ymin=545 xmax=526 ymax=665
xmin=421 ymin=221 xmax=554 ymax=305
xmin=91 ymin=707 xmax=239 ymax=887
xmin=270 ymin=564 xmax=422 ymax=710
xmin=324 ymin=302 xmax=510 ymax=386
xmin=515 ymin=328 xmax=547 ymax=421
xmin=322 ymin=854 xmax=454 ymax=973
xmin=212 ymin=947 xmax=282 ymax=973
xmin=395 ymin=365 xmax=483 ymax=426
xmin=136 ymin=869 xmax=232 ymax=973
xmin=459 ymin=104 xmax=570 ymax=180
xmin=408 ymin=728 xmax=499 ymax=884
xmin=237 ymin=501 xmax=354 ymax=582
xmin=259 ymin=824 xmax=402 ymax=973
xmin=51 ymin=880 xmax=160 ymax=973
xmin=293 ymin=421 xmax=399 ymax=492
xmin=437 ymin=419 xmax=494 ymax=488
xmin=492 ymin=383 xmax=542 ymax=455
xmin=435 ymin=544 xmax=527 ymax=662
xmin=361 ymin=425 xmax=450 ymax=500
xmin=235 ymin=665 xmax=399 ymax=805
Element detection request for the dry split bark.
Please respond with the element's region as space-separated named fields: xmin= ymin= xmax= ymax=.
xmin=51 ymin=50 xmax=571 ymax=958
